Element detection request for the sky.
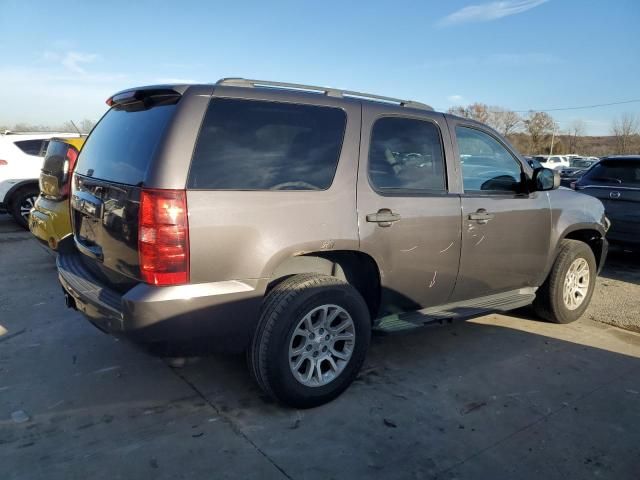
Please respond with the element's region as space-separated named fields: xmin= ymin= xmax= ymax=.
xmin=1 ymin=0 xmax=639 ymax=135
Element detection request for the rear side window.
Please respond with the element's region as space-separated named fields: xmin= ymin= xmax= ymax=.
xmin=584 ymin=160 xmax=640 ymax=186
xmin=14 ymin=139 xmax=46 ymax=156
xmin=75 ymin=102 xmax=177 ymax=185
xmin=188 ymin=98 xmax=346 ymax=190
xmin=368 ymin=117 xmax=446 ymax=192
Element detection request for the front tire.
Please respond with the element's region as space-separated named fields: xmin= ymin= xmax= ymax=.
xmin=533 ymin=239 xmax=597 ymax=324
xmin=249 ymin=273 xmax=371 ymax=408
xmin=10 ymin=186 xmax=39 ymax=230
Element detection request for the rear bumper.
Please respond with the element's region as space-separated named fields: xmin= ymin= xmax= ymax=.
xmin=57 ymin=253 xmax=265 ymax=353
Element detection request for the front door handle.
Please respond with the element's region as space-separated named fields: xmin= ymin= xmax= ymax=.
xmin=468 ymin=209 xmax=495 ymax=224
xmin=366 ymin=209 xmax=401 ymax=227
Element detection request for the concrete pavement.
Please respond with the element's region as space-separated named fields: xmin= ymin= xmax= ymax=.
xmin=1 ymin=214 xmax=639 ymax=479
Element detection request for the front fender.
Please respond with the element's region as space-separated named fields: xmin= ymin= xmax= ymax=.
xmin=539 ymin=188 xmax=608 ymax=281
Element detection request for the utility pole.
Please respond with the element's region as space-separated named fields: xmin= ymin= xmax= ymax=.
xmin=549 ymin=125 xmax=556 ymax=155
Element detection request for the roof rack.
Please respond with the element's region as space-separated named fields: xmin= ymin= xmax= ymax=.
xmin=216 ymin=78 xmax=433 ymax=111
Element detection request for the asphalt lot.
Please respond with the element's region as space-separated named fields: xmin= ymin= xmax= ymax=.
xmin=1 ymin=214 xmax=639 ymax=480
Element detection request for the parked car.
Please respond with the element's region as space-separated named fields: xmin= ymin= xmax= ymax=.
xmin=573 ymin=156 xmax=639 ymax=248
xmin=29 ymin=137 xmax=85 ymax=250
xmin=569 ymin=157 xmax=598 ymax=169
xmin=57 ymin=79 xmax=608 ymax=407
xmin=524 ymin=156 xmax=543 ymax=170
xmin=559 ymin=157 xmax=599 ymax=187
xmin=540 ymin=155 xmax=570 ymax=170
xmin=0 ymin=132 xmax=79 ymax=228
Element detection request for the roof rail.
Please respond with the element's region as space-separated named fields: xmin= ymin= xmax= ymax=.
xmin=216 ymin=78 xmax=433 ymax=111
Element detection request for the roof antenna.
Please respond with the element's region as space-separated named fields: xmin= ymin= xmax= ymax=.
xmin=69 ymin=120 xmax=82 ymax=136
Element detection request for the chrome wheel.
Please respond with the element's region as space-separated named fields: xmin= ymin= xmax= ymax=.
xmin=288 ymin=304 xmax=355 ymax=387
xmin=20 ymin=195 xmax=36 ymax=220
xmin=563 ymin=258 xmax=590 ymax=310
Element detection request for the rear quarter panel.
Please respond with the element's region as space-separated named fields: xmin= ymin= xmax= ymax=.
xmin=187 ymin=89 xmax=361 ymax=284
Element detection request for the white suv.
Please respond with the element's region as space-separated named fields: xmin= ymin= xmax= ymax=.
xmin=540 ymin=155 xmax=570 ymax=170
xmin=0 ymin=132 xmax=79 ymax=228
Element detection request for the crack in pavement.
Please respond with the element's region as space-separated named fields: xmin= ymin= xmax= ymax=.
xmin=169 ymin=368 xmax=294 ymax=480
xmin=434 ymin=365 xmax=640 ymax=478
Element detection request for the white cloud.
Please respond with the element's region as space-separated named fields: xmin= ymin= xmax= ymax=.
xmin=43 ymin=50 xmax=99 ymax=74
xmin=438 ymin=0 xmax=549 ymax=26
xmin=61 ymin=51 xmax=99 ymax=74
xmin=447 ymin=94 xmax=465 ymax=104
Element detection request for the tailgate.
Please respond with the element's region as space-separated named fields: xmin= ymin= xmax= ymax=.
xmin=70 ymin=90 xmax=180 ymax=289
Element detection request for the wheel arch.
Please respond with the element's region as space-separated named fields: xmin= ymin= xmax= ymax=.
xmin=267 ymin=250 xmax=382 ymax=320
xmin=543 ymin=226 xmax=606 ymax=282
xmin=5 ymin=179 xmax=39 ymax=206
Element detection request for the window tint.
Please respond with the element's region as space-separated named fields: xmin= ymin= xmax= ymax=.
xmin=75 ymin=102 xmax=177 ymax=185
xmin=584 ymin=160 xmax=640 ymax=186
xmin=14 ymin=139 xmax=45 ymax=156
xmin=188 ymin=99 xmax=346 ymax=190
xmin=456 ymin=126 xmax=523 ymax=192
xmin=368 ymin=117 xmax=446 ymax=192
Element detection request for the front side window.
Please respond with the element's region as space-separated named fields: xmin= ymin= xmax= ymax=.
xmin=368 ymin=117 xmax=446 ymax=192
xmin=188 ymin=99 xmax=346 ymax=190
xmin=456 ymin=126 xmax=523 ymax=193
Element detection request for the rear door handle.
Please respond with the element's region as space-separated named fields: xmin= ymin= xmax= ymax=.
xmin=366 ymin=209 xmax=401 ymax=227
xmin=468 ymin=209 xmax=495 ymax=224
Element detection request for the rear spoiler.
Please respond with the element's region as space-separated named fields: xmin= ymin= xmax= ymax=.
xmin=106 ymin=85 xmax=188 ymax=107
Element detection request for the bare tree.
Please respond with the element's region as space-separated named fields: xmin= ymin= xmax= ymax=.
xmin=611 ymin=113 xmax=639 ymax=154
xmin=448 ymin=103 xmax=491 ymax=126
xmin=566 ymin=119 xmax=586 ymax=154
xmin=79 ymin=119 xmax=96 ymax=134
xmin=523 ymin=111 xmax=556 ymax=153
xmin=491 ymin=109 xmax=521 ymax=137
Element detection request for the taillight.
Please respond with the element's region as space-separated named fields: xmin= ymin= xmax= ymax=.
xmin=0 ymin=160 xmax=8 ymax=165
xmin=139 ymin=189 xmax=189 ymax=286
xmin=60 ymin=147 xmax=79 ymax=198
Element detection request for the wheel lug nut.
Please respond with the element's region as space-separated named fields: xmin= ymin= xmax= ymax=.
xmin=306 ymin=345 xmax=312 ymax=351
xmin=309 ymin=333 xmax=315 ymax=339
xmin=313 ymin=351 xmax=318 ymax=357
xmin=325 ymin=335 xmax=330 ymax=341
xmin=322 ymin=346 xmax=328 ymax=352
xmin=319 ymin=328 xmax=324 ymax=334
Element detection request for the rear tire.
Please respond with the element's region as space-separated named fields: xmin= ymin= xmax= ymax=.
xmin=249 ymin=273 xmax=371 ymax=408
xmin=10 ymin=186 xmax=39 ymax=230
xmin=533 ymin=239 xmax=597 ymax=324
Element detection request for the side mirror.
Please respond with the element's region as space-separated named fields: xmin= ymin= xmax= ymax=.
xmin=533 ymin=167 xmax=560 ymax=191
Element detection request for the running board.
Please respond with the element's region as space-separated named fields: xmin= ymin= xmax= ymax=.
xmin=373 ymin=288 xmax=537 ymax=334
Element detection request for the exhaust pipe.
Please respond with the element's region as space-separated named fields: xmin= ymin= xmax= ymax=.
xmin=64 ymin=292 xmax=77 ymax=310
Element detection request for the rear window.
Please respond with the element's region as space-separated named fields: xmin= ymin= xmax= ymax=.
xmin=74 ymin=102 xmax=177 ymax=185
xmin=584 ymin=160 xmax=640 ymax=186
xmin=188 ymin=98 xmax=346 ymax=190
xmin=14 ymin=139 xmax=47 ymax=156
xmin=42 ymin=140 xmax=72 ymax=175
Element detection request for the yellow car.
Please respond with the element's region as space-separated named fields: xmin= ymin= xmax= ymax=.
xmin=29 ymin=137 xmax=85 ymax=251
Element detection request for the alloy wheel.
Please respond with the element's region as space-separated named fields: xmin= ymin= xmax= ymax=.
xmin=288 ymin=304 xmax=356 ymax=387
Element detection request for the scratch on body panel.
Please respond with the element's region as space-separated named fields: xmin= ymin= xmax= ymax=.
xmin=400 ymin=246 xmax=418 ymax=253
xmin=439 ymin=241 xmax=454 ymax=254
xmin=429 ymin=271 xmax=437 ymax=288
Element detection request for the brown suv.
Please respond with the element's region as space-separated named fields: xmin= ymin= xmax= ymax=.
xmin=57 ymin=78 xmax=608 ymax=407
